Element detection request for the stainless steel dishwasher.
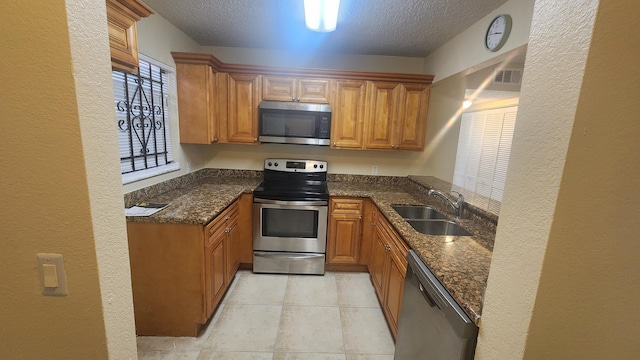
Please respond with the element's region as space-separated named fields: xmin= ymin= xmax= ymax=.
xmin=394 ymin=250 xmax=479 ymax=360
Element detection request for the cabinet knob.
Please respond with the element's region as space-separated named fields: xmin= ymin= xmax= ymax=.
xmin=384 ymin=244 xmax=391 ymax=251
xmin=226 ymin=216 xmax=231 ymax=220
xmin=254 ymin=138 xmax=258 ymax=142
xmin=332 ymin=142 xmax=336 ymax=147
xmin=371 ymin=222 xmax=376 ymax=226
xmin=212 ymin=137 xmax=218 ymax=143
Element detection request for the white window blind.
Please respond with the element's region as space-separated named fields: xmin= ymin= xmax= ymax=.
xmin=453 ymin=106 xmax=518 ymax=214
xmin=113 ymin=58 xmax=174 ymax=176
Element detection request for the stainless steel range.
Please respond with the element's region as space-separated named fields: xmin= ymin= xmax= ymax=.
xmin=253 ymin=159 xmax=329 ymax=275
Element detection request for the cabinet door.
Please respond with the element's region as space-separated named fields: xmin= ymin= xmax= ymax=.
xmin=236 ymin=193 xmax=255 ymax=264
xmin=369 ymin=224 xmax=389 ymax=303
xmin=386 ymin=246 xmax=407 ymax=339
xmin=262 ymin=76 xmax=296 ymax=102
xmin=396 ymin=83 xmax=430 ymax=150
xmin=365 ymin=81 xmax=400 ymax=150
xmin=227 ymin=73 xmax=260 ymax=144
xmin=204 ymin=233 xmax=225 ymax=318
xmin=331 ymin=80 xmax=366 ymax=149
xmin=327 ymin=198 xmax=364 ymax=264
xmin=106 ymin=0 xmax=153 ymax=73
xmin=224 ymin=206 xmax=240 ymax=284
xmin=297 ymin=78 xmax=330 ymax=103
xmin=175 ymin=63 xmax=218 ymax=144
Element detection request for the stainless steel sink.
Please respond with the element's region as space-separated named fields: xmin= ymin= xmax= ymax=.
xmin=391 ymin=205 xmax=448 ymax=220
xmin=407 ymin=220 xmax=472 ymax=237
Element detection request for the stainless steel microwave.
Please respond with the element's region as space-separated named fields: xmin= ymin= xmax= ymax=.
xmin=258 ymin=101 xmax=331 ymax=146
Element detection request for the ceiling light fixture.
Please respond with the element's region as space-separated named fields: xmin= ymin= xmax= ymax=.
xmin=304 ymin=0 xmax=340 ymax=32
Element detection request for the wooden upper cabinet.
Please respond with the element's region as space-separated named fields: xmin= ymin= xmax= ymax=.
xmin=364 ymin=81 xmax=430 ymax=151
xmin=106 ymin=0 xmax=153 ymax=73
xmin=331 ymin=80 xmax=367 ymax=149
xmin=220 ymin=73 xmax=261 ymax=144
xmin=365 ymin=81 xmax=401 ymax=150
xmin=169 ymin=52 xmax=433 ymax=149
xmin=396 ymin=83 xmax=430 ymax=150
xmin=175 ymin=63 xmax=218 ymax=144
xmin=263 ymin=76 xmax=330 ymax=103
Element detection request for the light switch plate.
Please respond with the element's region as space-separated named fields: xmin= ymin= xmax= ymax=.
xmin=36 ymin=253 xmax=68 ymax=296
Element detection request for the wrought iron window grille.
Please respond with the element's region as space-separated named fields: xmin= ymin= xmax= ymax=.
xmin=113 ymin=61 xmax=172 ymax=174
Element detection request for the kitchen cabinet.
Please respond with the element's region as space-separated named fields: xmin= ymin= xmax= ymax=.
xmin=126 ymin=199 xmax=241 ymax=336
xmin=365 ymin=81 xmax=430 ymax=151
xmin=171 ymin=52 xmax=433 ymax=149
xmin=327 ymin=198 xmax=364 ymax=264
xmin=236 ymin=193 xmax=255 ymax=264
xmin=205 ymin=200 xmax=239 ymax=316
xmin=395 ymin=83 xmax=430 ymax=150
xmin=174 ymin=62 xmax=219 ymax=144
xmin=331 ymin=80 xmax=367 ymax=149
xmin=369 ymin=208 xmax=409 ymax=339
xmin=218 ymin=72 xmax=261 ymax=144
xmin=106 ymin=0 xmax=153 ymax=73
xmin=262 ymin=76 xmax=330 ymax=103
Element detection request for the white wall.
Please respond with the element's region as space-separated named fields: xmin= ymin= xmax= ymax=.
xmin=423 ymin=0 xmax=535 ymax=82
xmin=124 ymin=14 xmax=208 ymax=192
xmin=475 ymin=0 xmax=640 ymax=358
xmin=201 ymin=46 xmax=425 ymax=73
xmin=66 ymin=1 xmax=137 ymax=358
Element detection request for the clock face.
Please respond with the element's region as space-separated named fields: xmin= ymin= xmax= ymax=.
xmin=486 ymin=15 xmax=512 ymax=52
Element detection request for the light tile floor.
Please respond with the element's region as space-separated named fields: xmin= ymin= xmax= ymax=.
xmin=137 ymin=271 xmax=395 ymax=360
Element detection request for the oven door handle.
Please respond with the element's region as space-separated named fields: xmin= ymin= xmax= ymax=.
xmin=253 ymin=198 xmax=328 ymax=206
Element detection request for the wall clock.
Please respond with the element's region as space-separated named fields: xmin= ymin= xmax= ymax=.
xmin=485 ymin=14 xmax=512 ymax=52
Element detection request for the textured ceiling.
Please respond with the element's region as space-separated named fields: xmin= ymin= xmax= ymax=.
xmin=143 ymin=0 xmax=510 ymax=57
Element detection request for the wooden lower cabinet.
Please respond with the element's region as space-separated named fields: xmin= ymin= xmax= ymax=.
xmin=368 ymin=208 xmax=409 ymax=339
xmin=327 ymin=197 xmax=364 ymax=264
xmin=127 ymin=199 xmax=241 ymax=336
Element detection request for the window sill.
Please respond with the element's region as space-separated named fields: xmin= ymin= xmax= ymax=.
xmin=122 ymin=162 xmax=181 ymax=185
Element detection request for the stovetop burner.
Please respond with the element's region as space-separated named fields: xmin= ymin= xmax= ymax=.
xmin=253 ymin=159 xmax=329 ymax=203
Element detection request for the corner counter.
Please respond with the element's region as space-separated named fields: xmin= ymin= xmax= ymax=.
xmin=124 ymin=170 xmax=495 ymax=324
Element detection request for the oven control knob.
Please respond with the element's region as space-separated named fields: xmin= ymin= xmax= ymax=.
xmin=274 ymin=162 xmax=279 ymax=167
xmin=268 ymin=162 xmax=273 ymax=167
xmin=320 ymin=164 xmax=324 ymax=169
xmin=314 ymin=164 xmax=318 ymax=168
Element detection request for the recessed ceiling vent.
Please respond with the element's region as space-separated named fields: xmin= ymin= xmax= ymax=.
xmin=493 ymin=68 xmax=523 ymax=85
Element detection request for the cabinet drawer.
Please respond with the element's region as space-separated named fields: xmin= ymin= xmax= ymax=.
xmin=331 ymin=198 xmax=364 ymax=214
xmin=205 ymin=201 xmax=239 ymax=247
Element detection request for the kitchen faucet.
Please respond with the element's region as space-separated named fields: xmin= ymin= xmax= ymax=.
xmin=428 ymin=189 xmax=464 ymax=218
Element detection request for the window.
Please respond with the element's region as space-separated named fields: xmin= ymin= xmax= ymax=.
xmin=113 ymin=57 xmax=177 ymax=183
xmin=453 ymin=106 xmax=517 ymax=215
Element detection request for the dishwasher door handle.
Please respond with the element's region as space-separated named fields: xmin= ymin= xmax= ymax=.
xmin=419 ymin=283 xmax=440 ymax=309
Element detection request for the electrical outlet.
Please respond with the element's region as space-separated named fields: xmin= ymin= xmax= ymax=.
xmin=372 ymin=165 xmax=379 ymax=175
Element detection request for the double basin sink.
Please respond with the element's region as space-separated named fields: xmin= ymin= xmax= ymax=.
xmin=391 ymin=205 xmax=472 ymax=237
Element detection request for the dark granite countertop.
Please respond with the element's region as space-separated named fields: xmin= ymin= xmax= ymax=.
xmin=124 ymin=170 xmax=495 ymax=324
xmin=328 ymin=179 xmax=494 ymax=324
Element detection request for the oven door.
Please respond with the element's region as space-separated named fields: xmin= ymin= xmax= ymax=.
xmin=253 ymin=200 xmax=328 ymax=253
